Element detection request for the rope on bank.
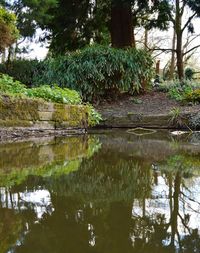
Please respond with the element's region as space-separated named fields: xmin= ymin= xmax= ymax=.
xmin=127 ymin=127 xmax=157 ymax=136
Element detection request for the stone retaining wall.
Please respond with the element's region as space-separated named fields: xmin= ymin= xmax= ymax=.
xmin=0 ymin=95 xmax=88 ymax=139
xmin=97 ymin=110 xmax=200 ymax=130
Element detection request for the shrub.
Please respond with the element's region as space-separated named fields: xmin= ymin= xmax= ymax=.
xmin=185 ymin=67 xmax=194 ymax=80
xmin=157 ymin=80 xmax=200 ymax=102
xmin=38 ymin=46 xmax=154 ymax=101
xmin=0 ymin=59 xmax=43 ymax=87
xmin=1 ymin=46 xmax=154 ymax=102
xmin=184 ymin=89 xmax=200 ymax=104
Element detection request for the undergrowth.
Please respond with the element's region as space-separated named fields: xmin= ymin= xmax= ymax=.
xmin=0 ymin=74 xmax=102 ymax=126
xmin=157 ymin=80 xmax=200 ymax=104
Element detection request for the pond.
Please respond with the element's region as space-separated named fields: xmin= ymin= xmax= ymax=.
xmin=0 ymin=130 xmax=200 ymax=253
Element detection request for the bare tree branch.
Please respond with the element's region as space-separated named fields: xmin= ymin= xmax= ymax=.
xmin=183 ymin=34 xmax=200 ymax=51
xmin=152 ymin=48 xmax=176 ymax=52
xmin=183 ymin=44 xmax=200 ymax=56
xmin=181 ymin=12 xmax=197 ymax=33
xmin=153 ymin=51 xmax=166 ymax=58
xmin=180 ymin=0 xmax=186 ymax=16
xmin=168 ymin=11 xmax=175 ymax=25
xmin=178 ymin=213 xmax=192 ymax=235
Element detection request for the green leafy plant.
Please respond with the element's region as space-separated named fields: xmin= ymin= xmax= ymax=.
xmin=184 ymin=89 xmax=200 ymax=104
xmin=25 ymin=85 xmax=82 ymax=104
xmin=0 ymin=46 xmax=154 ymax=102
xmin=0 ymin=74 xmax=26 ymax=94
xmin=0 ymin=74 xmax=101 ymax=126
xmin=168 ymin=81 xmax=193 ymax=101
xmin=169 ymin=107 xmax=191 ymax=130
xmin=158 ymin=80 xmax=200 ymax=102
xmin=0 ymin=74 xmax=82 ymax=104
xmin=86 ymin=104 xmax=102 ymax=127
xmin=0 ymin=59 xmax=43 ymax=87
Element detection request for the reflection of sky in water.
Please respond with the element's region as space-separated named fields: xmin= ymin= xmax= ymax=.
xmin=131 ymin=175 xmax=200 ymax=248
xmin=0 ymin=188 xmax=54 ymax=219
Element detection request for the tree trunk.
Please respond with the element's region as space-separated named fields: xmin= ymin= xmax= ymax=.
xmin=132 ymin=26 xmax=136 ymax=48
xmin=176 ymin=33 xmax=184 ymax=80
xmin=144 ymin=28 xmax=148 ymax=49
xmin=14 ymin=42 xmax=18 ymax=60
xmin=6 ymin=46 xmax=13 ymax=70
xmin=156 ymin=60 xmax=160 ymax=75
xmin=1 ymin=49 xmax=6 ymax=63
xmin=175 ymin=0 xmax=184 ymax=80
xmin=169 ymin=29 xmax=176 ymax=80
xmin=111 ymin=1 xmax=134 ymax=48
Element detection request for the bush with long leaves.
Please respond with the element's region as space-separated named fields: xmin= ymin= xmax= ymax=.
xmin=36 ymin=46 xmax=154 ymax=101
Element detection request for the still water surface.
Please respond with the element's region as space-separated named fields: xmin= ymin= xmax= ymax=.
xmin=0 ymin=130 xmax=200 ymax=253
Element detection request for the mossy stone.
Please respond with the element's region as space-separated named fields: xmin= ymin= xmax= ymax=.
xmin=0 ymin=95 xmax=88 ymax=130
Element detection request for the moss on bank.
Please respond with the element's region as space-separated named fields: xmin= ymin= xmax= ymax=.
xmin=53 ymin=104 xmax=88 ymax=128
xmin=0 ymin=95 xmax=39 ymax=121
xmin=0 ymin=94 xmax=88 ymax=129
xmin=0 ymin=74 xmax=102 ymax=128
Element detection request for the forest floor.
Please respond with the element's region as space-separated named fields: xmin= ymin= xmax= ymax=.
xmin=96 ymin=91 xmax=200 ymax=128
xmin=97 ymin=91 xmax=199 ymax=115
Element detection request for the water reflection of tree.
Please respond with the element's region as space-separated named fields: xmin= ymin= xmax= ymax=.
xmin=135 ymin=154 xmax=200 ymax=253
xmin=0 ymin=142 xmax=200 ymax=252
xmin=172 ymin=170 xmax=200 ymax=252
xmin=0 ymin=208 xmax=22 ymax=253
xmin=0 ymin=150 xmax=153 ymax=253
xmin=47 ymin=156 xmax=152 ymax=253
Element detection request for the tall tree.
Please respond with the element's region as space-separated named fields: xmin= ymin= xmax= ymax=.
xmin=111 ymin=0 xmax=134 ymax=48
xmin=5 ymin=0 xmax=177 ymax=55
xmin=48 ymin=0 xmax=94 ymax=53
xmin=169 ymin=29 xmax=176 ymax=79
xmin=17 ymin=0 xmax=109 ymax=54
xmin=111 ymin=0 xmax=171 ymax=48
xmin=159 ymin=0 xmax=200 ymax=80
xmin=17 ymin=0 xmax=168 ymax=52
xmin=0 ymin=6 xmax=19 ymax=52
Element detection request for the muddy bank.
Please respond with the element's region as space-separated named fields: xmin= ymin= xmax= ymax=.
xmin=0 ymin=128 xmax=87 ymax=142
